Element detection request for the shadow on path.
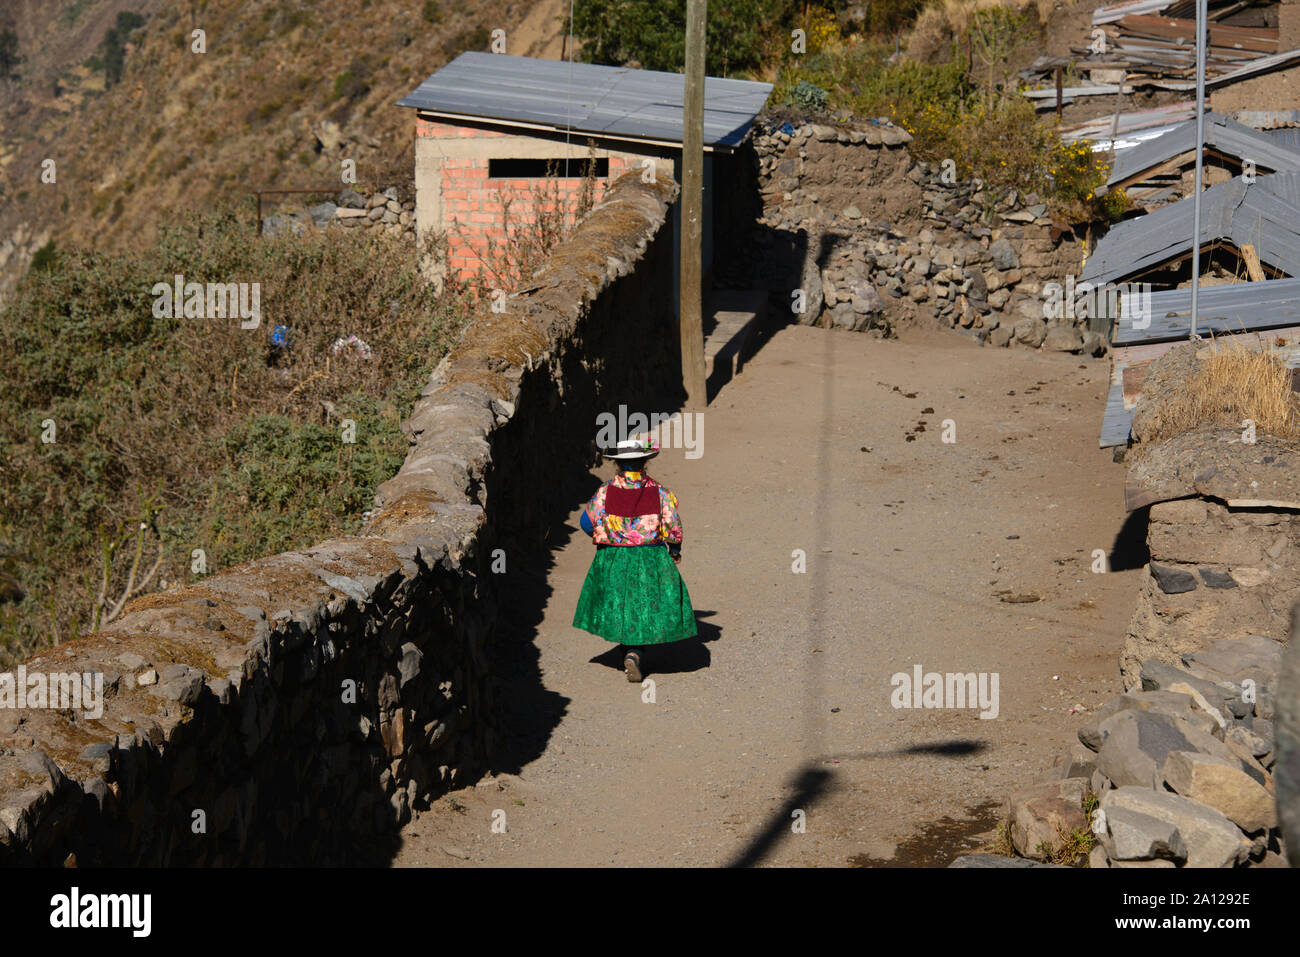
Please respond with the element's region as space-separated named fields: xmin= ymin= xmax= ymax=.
xmin=724 ymin=739 xmax=990 ymax=868
xmin=586 ymin=608 xmax=721 ymax=677
xmin=1108 ymin=505 xmax=1150 ymax=571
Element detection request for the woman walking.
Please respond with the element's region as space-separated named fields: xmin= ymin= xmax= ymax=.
xmin=572 ymin=438 xmax=697 ymax=682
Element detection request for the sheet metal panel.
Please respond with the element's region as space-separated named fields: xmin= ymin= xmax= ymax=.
xmin=1111 ymin=276 xmax=1300 ymax=345
xmin=397 ymin=52 xmax=773 ymax=149
xmin=1082 ymin=173 xmax=1300 ymax=288
xmin=1108 ymin=112 xmax=1300 ymax=186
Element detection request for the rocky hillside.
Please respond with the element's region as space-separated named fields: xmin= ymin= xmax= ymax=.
xmin=0 ymin=0 xmax=568 ymax=301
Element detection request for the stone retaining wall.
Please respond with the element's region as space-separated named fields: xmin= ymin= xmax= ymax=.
xmin=1124 ymin=495 xmax=1300 ymax=686
xmin=739 ymin=115 xmax=1098 ymax=353
xmin=261 ymin=186 xmax=417 ymax=241
xmin=1119 ymin=408 xmax=1300 ymax=688
xmin=0 ymin=172 xmax=680 ymax=866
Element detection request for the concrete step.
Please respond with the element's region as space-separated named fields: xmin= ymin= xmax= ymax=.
xmin=703 ymin=289 xmax=767 ymax=393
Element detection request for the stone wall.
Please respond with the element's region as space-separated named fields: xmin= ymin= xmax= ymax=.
xmin=737 ymin=115 xmax=1099 ymax=353
xmin=0 ymin=172 xmax=681 ymax=866
xmin=332 ymin=187 xmax=417 ymax=238
xmin=1124 ymin=495 xmax=1300 ymax=686
xmin=260 ymin=186 xmax=417 ymax=241
xmin=1117 ymin=419 xmax=1300 ymax=686
xmin=957 ymin=347 xmax=1299 ymax=869
xmin=990 ymin=630 xmax=1288 ymax=869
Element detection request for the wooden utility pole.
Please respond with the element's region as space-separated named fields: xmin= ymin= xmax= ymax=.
xmin=1190 ymin=0 xmax=1208 ymax=338
xmin=680 ymin=0 xmax=708 ymax=408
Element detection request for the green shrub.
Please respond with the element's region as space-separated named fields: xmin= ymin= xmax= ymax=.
xmin=0 ymin=28 xmax=21 ymax=80
xmin=99 ymin=10 xmax=147 ymax=87
xmin=573 ymin=0 xmax=782 ymax=74
xmin=442 ymin=26 xmax=491 ymax=59
xmin=788 ymin=79 xmax=829 ymax=113
xmin=331 ymin=57 xmax=372 ymax=102
xmin=28 ymin=241 xmax=58 ymax=272
xmin=60 ymin=0 xmax=92 ymax=26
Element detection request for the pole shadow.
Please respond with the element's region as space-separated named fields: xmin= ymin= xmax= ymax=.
xmin=724 ymin=739 xmax=989 ymax=868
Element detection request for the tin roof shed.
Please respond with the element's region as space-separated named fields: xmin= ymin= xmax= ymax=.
xmin=397 ymin=52 xmax=773 ymax=152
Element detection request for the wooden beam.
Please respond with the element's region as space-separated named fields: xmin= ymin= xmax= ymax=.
xmin=1241 ymin=243 xmax=1266 ymax=281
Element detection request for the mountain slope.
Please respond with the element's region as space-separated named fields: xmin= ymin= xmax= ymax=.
xmin=0 ymin=0 xmax=569 ymax=300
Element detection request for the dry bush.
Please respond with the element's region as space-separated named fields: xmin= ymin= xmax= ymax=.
xmin=908 ymin=0 xmax=1060 ymax=62
xmin=909 ymin=7 xmax=958 ymax=62
xmin=937 ymin=0 xmax=1056 ymax=36
xmin=1136 ymin=337 xmax=1300 ymax=447
xmin=0 ymin=207 xmax=470 ymax=665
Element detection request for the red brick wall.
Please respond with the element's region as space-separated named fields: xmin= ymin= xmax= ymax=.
xmin=417 ymin=117 xmax=634 ymax=283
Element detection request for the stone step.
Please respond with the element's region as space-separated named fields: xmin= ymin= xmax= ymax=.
xmin=703 ymin=289 xmax=767 ymax=394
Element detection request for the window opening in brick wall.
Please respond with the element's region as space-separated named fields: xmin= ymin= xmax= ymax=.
xmin=487 ymin=157 xmax=609 ymax=179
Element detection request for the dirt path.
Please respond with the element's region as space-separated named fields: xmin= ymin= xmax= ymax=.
xmin=394 ymin=324 xmax=1144 ymax=867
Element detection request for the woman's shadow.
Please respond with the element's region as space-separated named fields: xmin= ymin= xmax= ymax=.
xmin=589 ymin=609 xmax=721 ymax=675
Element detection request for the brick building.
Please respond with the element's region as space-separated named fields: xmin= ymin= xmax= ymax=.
xmin=397 ymin=52 xmax=772 ymax=291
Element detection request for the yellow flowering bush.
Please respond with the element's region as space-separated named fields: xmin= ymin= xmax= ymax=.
xmin=806 ymin=7 xmax=841 ymax=53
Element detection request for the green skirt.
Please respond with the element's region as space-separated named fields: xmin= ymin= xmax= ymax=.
xmin=572 ymin=545 xmax=697 ymax=646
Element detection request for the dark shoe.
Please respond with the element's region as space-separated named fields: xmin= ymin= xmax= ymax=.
xmin=623 ymin=651 xmax=643 ymax=683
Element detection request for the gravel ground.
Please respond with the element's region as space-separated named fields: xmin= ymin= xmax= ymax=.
xmin=395 ymin=323 xmax=1142 ymax=867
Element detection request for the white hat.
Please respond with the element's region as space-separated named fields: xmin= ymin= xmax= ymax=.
xmin=601 ymin=438 xmax=660 ymax=460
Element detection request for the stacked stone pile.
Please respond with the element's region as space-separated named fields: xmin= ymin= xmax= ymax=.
xmin=744 ymin=115 xmax=1100 ymax=354
xmin=962 ymin=634 xmax=1287 ymax=868
xmin=332 ymin=187 xmax=417 ymax=238
xmin=261 ymin=187 xmax=416 ymax=240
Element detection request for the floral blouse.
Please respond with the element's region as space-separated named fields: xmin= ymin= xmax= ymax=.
xmin=582 ymin=470 xmax=684 ymax=553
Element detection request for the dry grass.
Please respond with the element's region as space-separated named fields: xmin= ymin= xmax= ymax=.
xmin=941 ymin=0 xmax=1063 ymax=33
xmin=0 ymin=0 xmax=533 ymax=297
xmin=1138 ymin=337 xmax=1300 ymax=446
xmin=909 ymin=0 xmax=1065 ymax=61
xmin=0 ymin=209 xmax=470 ymax=665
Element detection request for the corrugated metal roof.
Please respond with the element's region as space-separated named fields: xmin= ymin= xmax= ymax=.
xmin=1206 ymin=46 xmax=1300 ymax=88
xmin=396 ymin=53 xmax=773 ymax=150
xmin=1235 ymin=109 xmax=1300 ymax=130
xmin=1254 ymin=168 xmax=1300 ymax=207
xmin=1112 ymin=276 xmax=1300 ymax=345
xmin=1093 ymin=0 xmax=1175 ymax=25
xmin=1106 ymin=112 xmax=1300 ymax=188
xmin=1082 ymin=172 xmax=1300 ymax=287
xmin=1267 ymin=128 xmax=1300 ymax=150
